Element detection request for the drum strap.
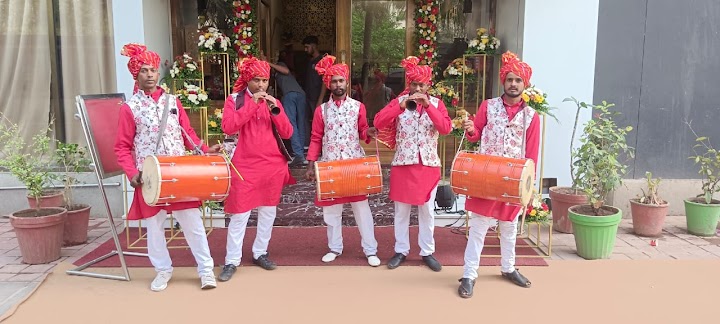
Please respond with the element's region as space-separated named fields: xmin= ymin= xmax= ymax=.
xmin=154 ymin=94 xmax=172 ymax=154
xmin=234 ymin=92 xmax=292 ymax=161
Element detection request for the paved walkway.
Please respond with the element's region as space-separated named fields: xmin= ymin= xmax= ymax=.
xmin=1 ymin=216 xmax=719 ymax=317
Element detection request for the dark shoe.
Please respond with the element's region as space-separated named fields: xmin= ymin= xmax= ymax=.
xmin=218 ymin=264 xmax=237 ymax=282
xmin=387 ymin=253 xmax=406 ymax=269
xmin=502 ymin=269 xmax=532 ymax=288
xmin=422 ymin=255 xmax=442 ymax=272
xmin=253 ymin=254 xmax=277 ymax=270
xmin=457 ymin=278 xmax=475 ymax=298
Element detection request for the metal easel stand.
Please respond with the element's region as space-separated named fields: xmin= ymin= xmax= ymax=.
xmin=66 ymin=103 xmax=147 ymax=281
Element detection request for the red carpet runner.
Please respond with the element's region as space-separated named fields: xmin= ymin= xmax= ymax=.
xmin=74 ymin=226 xmax=548 ymax=267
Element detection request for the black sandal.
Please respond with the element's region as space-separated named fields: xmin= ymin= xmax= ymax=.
xmin=501 ymin=269 xmax=532 ymax=288
xmin=457 ymin=278 xmax=475 ymax=298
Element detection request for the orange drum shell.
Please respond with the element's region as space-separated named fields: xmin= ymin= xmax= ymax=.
xmin=145 ymin=155 xmax=230 ymax=205
xmin=450 ymin=151 xmax=534 ymax=206
xmin=315 ymin=156 xmax=383 ymax=200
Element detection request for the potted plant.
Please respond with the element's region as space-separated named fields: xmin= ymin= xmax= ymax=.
xmin=548 ymin=97 xmax=591 ymax=233
xmin=684 ymin=125 xmax=720 ymax=236
xmin=0 ymin=116 xmax=67 ymax=264
xmin=629 ymin=171 xmax=669 ymax=237
xmin=568 ymin=101 xmax=634 ymax=259
xmin=55 ymin=142 xmax=92 ymax=246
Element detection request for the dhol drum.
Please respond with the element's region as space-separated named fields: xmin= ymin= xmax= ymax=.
xmin=141 ymin=154 xmax=231 ymax=206
xmin=450 ymin=151 xmax=535 ymax=206
xmin=314 ymin=156 xmax=383 ymax=201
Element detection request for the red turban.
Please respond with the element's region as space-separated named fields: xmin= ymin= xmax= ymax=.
xmin=315 ymin=55 xmax=349 ymax=89
xmin=499 ymin=51 xmax=532 ymax=86
xmin=232 ymin=55 xmax=270 ymax=93
xmin=401 ymin=56 xmax=432 ymax=87
xmin=120 ymin=43 xmax=160 ymax=93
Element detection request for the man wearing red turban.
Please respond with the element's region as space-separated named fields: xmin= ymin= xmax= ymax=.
xmin=373 ymin=56 xmax=452 ymax=272
xmin=459 ymin=51 xmax=540 ymax=297
xmin=304 ymin=55 xmax=381 ymax=267
xmin=115 ymin=43 xmax=221 ymax=291
xmin=218 ymin=55 xmax=295 ymax=282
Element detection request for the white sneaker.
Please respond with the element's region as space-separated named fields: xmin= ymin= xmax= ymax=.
xmin=150 ymin=270 xmax=172 ymax=292
xmin=321 ymin=252 xmax=340 ymax=263
xmin=367 ymin=255 xmax=381 ymax=267
xmin=200 ymin=274 xmax=217 ymax=290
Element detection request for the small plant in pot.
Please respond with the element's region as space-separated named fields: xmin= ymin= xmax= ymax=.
xmin=0 ymin=115 xmax=67 ymax=264
xmin=568 ymin=101 xmax=634 ymax=260
xmin=684 ymin=124 xmax=720 ymax=237
xmin=548 ymin=97 xmax=591 ymax=234
xmin=55 ymin=142 xmax=92 ymax=246
xmin=629 ymin=171 xmax=669 ymax=237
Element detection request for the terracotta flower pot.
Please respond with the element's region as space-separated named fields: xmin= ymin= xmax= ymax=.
xmin=27 ymin=190 xmax=64 ymax=208
xmin=63 ymin=204 xmax=92 ymax=246
xmin=629 ymin=199 xmax=668 ymax=237
xmin=10 ymin=207 xmax=67 ymax=264
xmin=549 ymin=186 xmax=588 ymax=233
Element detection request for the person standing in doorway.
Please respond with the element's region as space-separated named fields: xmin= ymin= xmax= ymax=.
xmin=302 ymin=35 xmax=324 ymax=147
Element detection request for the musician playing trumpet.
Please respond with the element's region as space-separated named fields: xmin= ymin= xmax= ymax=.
xmin=374 ymin=56 xmax=452 ymax=272
xmin=305 ymin=54 xmax=381 ymax=267
xmin=218 ymin=56 xmax=295 ymax=282
xmin=458 ymin=51 xmax=540 ymax=298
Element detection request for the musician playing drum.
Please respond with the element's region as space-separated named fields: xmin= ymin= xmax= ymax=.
xmin=218 ymin=56 xmax=296 ymax=282
xmin=374 ymin=56 xmax=452 ymax=272
xmin=114 ymin=43 xmax=221 ymax=291
xmin=304 ymin=55 xmax=381 ymax=267
xmin=458 ymin=51 xmax=540 ymax=298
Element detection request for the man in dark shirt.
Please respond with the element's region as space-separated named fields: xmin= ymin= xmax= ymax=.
xmin=262 ymin=52 xmax=308 ymax=166
xmin=302 ymin=36 xmax=324 ymax=147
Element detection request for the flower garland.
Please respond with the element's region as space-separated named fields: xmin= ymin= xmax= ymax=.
xmin=414 ymin=0 xmax=439 ymax=67
xmin=228 ymin=0 xmax=258 ymax=58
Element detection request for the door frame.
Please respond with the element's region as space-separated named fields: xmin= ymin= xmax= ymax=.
xmin=335 ymin=0 xmax=416 ymax=68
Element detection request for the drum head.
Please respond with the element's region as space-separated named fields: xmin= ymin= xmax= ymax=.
xmin=141 ymin=156 xmax=162 ymax=205
xmin=518 ymin=159 xmax=536 ymax=206
xmin=314 ymin=161 xmax=322 ymax=200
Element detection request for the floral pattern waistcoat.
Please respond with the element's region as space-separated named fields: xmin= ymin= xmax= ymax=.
xmin=320 ymin=98 xmax=365 ymax=162
xmin=126 ymin=92 xmax=185 ymax=170
xmin=391 ymin=94 xmax=442 ymax=167
xmin=479 ymin=97 xmax=535 ymax=159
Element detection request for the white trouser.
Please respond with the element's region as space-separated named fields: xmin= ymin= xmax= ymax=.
xmin=323 ymin=200 xmax=378 ymax=256
xmin=225 ymin=206 xmax=277 ymax=266
xmin=463 ymin=212 xmax=518 ymax=279
xmin=145 ymin=208 xmax=214 ymax=276
xmin=394 ymin=185 xmax=438 ymax=256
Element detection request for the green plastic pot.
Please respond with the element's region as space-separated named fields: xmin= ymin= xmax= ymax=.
xmin=683 ymin=199 xmax=720 ymax=237
xmin=568 ymin=205 xmax=622 ymax=260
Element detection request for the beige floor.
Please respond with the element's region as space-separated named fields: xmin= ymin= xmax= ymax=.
xmin=2 ymin=260 xmax=718 ymax=324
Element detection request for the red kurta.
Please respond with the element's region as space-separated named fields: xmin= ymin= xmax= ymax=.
xmin=373 ymin=97 xmax=452 ymax=205
xmin=464 ymin=97 xmax=541 ymax=221
xmin=115 ymin=88 xmax=209 ymax=220
xmin=307 ymin=99 xmax=372 ymax=207
xmin=221 ymin=91 xmax=296 ymax=214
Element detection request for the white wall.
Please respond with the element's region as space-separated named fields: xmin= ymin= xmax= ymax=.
xmin=112 ymin=0 xmax=172 ymax=98
xmin=522 ymin=0 xmax=599 ymax=188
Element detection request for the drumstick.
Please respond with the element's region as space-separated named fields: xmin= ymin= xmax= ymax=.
xmin=217 ymin=140 xmax=244 ymax=181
